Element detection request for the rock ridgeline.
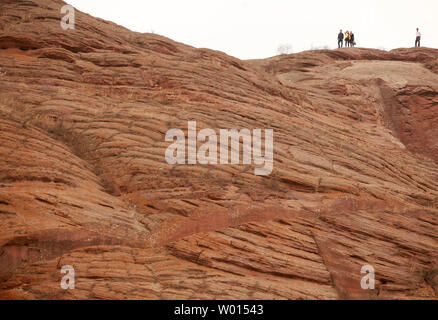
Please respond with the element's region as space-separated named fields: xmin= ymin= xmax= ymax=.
xmin=0 ymin=0 xmax=438 ymax=299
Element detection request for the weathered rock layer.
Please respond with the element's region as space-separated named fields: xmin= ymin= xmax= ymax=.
xmin=0 ymin=0 xmax=438 ymax=299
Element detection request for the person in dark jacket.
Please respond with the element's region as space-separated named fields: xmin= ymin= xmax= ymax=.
xmin=350 ymin=31 xmax=355 ymax=47
xmin=338 ymin=29 xmax=344 ymax=48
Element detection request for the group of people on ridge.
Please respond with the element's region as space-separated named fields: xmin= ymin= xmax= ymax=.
xmin=337 ymin=28 xmax=422 ymax=49
xmin=338 ymin=30 xmax=355 ymax=48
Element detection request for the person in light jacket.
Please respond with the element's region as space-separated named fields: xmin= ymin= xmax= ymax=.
xmin=415 ymin=28 xmax=421 ymax=47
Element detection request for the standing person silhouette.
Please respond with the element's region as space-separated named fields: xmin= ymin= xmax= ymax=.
xmin=345 ymin=31 xmax=350 ymax=47
xmin=350 ymin=31 xmax=355 ymax=47
xmin=338 ymin=29 xmax=344 ymax=48
xmin=415 ymin=28 xmax=421 ymax=47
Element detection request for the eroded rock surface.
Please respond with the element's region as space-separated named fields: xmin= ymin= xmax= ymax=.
xmin=0 ymin=0 xmax=438 ymax=299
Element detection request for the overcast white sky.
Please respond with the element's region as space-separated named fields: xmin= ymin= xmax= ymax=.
xmin=67 ymin=0 xmax=438 ymax=60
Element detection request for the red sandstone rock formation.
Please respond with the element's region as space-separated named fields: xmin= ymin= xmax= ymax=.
xmin=0 ymin=0 xmax=438 ymax=299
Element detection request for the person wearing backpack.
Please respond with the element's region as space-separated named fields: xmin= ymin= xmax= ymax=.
xmin=338 ymin=29 xmax=344 ymax=48
xmin=345 ymin=31 xmax=350 ymax=47
xmin=415 ymin=28 xmax=421 ymax=47
xmin=350 ymin=31 xmax=355 ymax=47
